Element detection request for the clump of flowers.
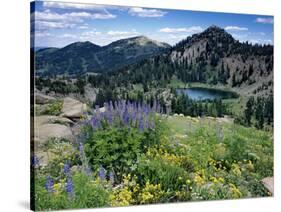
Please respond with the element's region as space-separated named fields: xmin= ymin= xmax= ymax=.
xmin=138 ymin=181 xmax=164 ymax=204
xmin=64 ymin=163 xmax=71 ymax=176
xmin=89 ymin=100 xmax=162 ymax=132
xmin=98 ymin=166 xmax=106 ymax=181
xmin=32 ymin=155 xmax=40 ymax=168
xmin=45 ymin=176 xmax=54 ymax=193
xmin=110 ymin=174 xmax=138 ymax=206
xmin=65 ymin=177 xmax=75 ymax=200
xmin=229 ymin=183 xmax=242 ymax=198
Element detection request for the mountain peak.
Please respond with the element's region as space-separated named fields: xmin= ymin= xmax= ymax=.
xmin=107 ymin=35 xmax=170 ymax=49
xmin=207 ymin=25 xmax=223 ymax=30
xmin=36 ymin=35 xmax=170 ymax=75
xmin=194 ymin=25 xmax=235 ymax=43
xmin=202 ymin=25 xmax=227 ymax=36
xmin=65 ymin=41 xmax=100 ymax=48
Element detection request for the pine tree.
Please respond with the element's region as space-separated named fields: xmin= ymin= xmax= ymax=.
xmin=244 ymin=96 xmax=254 ymax=126
xmin=232 ymin=74 xmax=236 ymax=87
xmin=255 ymin=97 xmax=265 ymax=129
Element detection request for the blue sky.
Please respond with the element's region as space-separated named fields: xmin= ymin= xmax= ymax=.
xmin=31 ymin=1 xmax=274 ymax=47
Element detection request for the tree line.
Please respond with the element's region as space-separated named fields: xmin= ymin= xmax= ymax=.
xmin=235 ymin=95 xmax=273 ymax=129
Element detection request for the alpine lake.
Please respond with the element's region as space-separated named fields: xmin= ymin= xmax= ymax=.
xmin=176 ymin=87 xmax=239 ymax=101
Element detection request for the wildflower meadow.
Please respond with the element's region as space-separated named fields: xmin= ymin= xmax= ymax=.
xmin=32 ymin=100 xmax=273 ymax=210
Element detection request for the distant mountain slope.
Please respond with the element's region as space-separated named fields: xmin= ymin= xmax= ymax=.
xmin=34 ymin=46 xmax=52 ymax=51
xmin=35 ymin=36 xmax=171 ymax=75
xmin=169 ymin=25 xmax=273 ymax=95
xmin=103 ymin=26 xmax=273 ymax=96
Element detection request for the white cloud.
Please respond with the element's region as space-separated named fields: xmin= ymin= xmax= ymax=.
xmin=60 ymin=34 xmax=78 ymax=39
xmin=78 ymin=30 xmax=103 ymax=42
xmin=159 ymin=26 xmax=203 ymax=34
xmin=32 ymin=10 xmax=116 ymax=31
xmin=34 ymin=10 xmax=115 ymax=22
xmin=43 ymin=2 xmax=107 ymax=10
xmin=107 ymin=30 xmax=139 ymax=36
xmin=224 ymin=26 xmax=248 ymax=31
xmin=35 ymin=32 xmax=52 ymax=38
xmin=35 ymin=21 xmax=76 ymax=30
xmin=256 ymin=17 xmax=273 ymax=24
xmin=42 ymin=2 xmax=117 ymax=20
xmin=81 ymin=31 xmax=102 ymax=37
xmin=79 ymin=25 xmax=89 ymax=29
xmin=128 ymin=7 xmax=166 ymax=18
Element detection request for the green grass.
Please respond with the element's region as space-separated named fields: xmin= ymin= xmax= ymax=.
xmin=164 ymin=115 xmax=273 ymax=178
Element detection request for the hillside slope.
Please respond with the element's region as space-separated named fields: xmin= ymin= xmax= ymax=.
xmin=102 ymin=26 xmax=273 ymax=96
xmin=35 ymin=36 xmax=170 ymax=76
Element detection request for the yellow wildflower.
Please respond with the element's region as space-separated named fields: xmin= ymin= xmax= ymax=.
xmin=229 ymin=183 xmax=242 ymax=198
xmin=194 ymin=174 xmax=205 ymax=185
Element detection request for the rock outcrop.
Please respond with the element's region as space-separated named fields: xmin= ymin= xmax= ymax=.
xmin=61 ymin=97 xmax=87 ymax=119
xmin=34 ymin=115 xmax=74 ymax=149
xmin=35 ymin=93 xmax=56 ymax=104
xmin=261 ymin=177 xmax=274 ymax=194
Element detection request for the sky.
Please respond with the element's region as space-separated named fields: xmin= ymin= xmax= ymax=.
xmin=31 ymin=1 xmax=274 ymax=48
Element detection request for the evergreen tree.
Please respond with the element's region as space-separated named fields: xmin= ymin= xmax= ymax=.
xmin=244 ymin=96 xmax=255 ymax=126
xmin=255 ymin=97 xmax=265 ymax=129
xmin=232 ymin=74 xmax=236 ymax=87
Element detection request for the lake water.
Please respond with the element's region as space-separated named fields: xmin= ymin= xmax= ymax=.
xmin=177 ymin=87 xmax=238 ymax=100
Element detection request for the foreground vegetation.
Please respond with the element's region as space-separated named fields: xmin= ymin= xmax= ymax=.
xmin=33 ymin=100 xmax=273 ymax=211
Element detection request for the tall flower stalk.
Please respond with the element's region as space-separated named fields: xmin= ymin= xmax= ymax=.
xmin=89 ymin=100 xmax=161 ymax=132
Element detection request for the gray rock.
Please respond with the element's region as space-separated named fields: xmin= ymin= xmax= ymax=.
xmin=35 ymin=124 xmax=74 ymax=146
xmin=84 ymin=84 xmax=97 ymax=103
xmin=33 ymin=115 xmax=76 ymax=166
xmin=35 ymin=115 xmax=74 ymax=126
xmin=261 ymin=177 xmax=274 ymax=194
xmin=35 ymin=93 xmax=56 ymax=104
xmin=61 ymin=97 xmax=87 ymax=118
xmin=34 ymin=115 xmax=74 ymax=150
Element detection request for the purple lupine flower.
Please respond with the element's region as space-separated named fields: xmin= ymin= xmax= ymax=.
xmin=107 ymin=110 xmax=113 ymax=126
xmin=144 ymin=118 xmax=149 ymax=130
xmin=64 ymin=163 xmax=70 ymax=175
xmin=139 ymin=116 xmax=144 ymax=132
xmin=131 ymin=111 xmax=137 ymax=127
xmin=95 ymin=105 xmax=100 ymax=115
xmin=31 ymin=155 xmax=40 ymax=168
xmin=98 ymin=166 xmax=106 ymax=180
xmin=91 ymin=115 xmax=98 ymax=130
xmin=122 ymin=109 xmax=130 ymax=127
xmin=109 ymin=101 xmax=114 ymax=111
xmin=45 ymin=176 xmax=54 ymax=193
xmin=65 ymin=177 xmax=74 ymax=199
xmin=109 ymin=171 xmax=114 ymax=184
xmin=144 ymin=105 xmax=150 ymax=116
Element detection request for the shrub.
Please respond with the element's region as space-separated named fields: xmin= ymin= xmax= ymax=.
xmin=83 ymin=100 xmax=163 ymax=183
xmin=41 ymin=100 xmax=63 ymax=116
xmin=84 ymin=127 xmax=144 ymax=183
xmin=137 ymin=155 xmax=188 ymax=191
